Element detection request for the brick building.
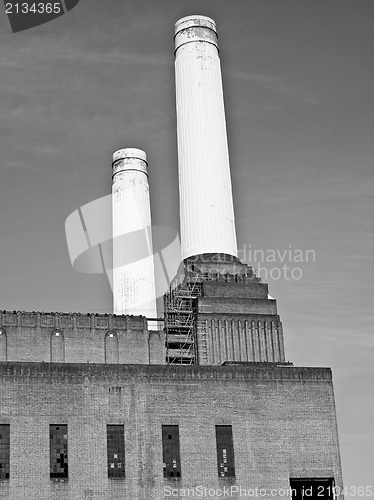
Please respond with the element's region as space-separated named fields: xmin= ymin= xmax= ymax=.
xmin=0 ymin=14 xmax=344 ymax=500
xmin=0 ymin=255 xmax=344 ymax=500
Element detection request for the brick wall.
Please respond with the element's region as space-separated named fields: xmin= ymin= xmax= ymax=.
xmin=0 ymin=362 xmax=344 ymax=500
xmin=196 ymin=278 xmax=284 ymax=365
xmin=0 ymin=311 xmax=165 ymax=365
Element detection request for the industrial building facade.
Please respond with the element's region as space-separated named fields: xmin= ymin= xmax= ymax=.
xmin=0 ymin=15 xmax=343 ymax=500
xmin=0 ymin=361 xmax=342 ymax=499
xmin=0 ymin=255 xmax=344 ymax=500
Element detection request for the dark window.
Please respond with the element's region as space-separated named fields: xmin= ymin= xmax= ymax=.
xmin=107 ymin=425 xmax=125 ymax=478
xmin=290 ymin=478 xmax=335 ymax=500
xmin=162 ymin=425 xmax=181 ymax=478
xmin=216 ymin=425 xmax=235 ymax=477
xmin=50 ymin=425 xmax=68 ymax=479
xmin=0 ymin=424 xmax=10 ymax=480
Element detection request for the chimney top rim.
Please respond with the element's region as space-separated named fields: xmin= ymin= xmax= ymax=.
xmin=112 ymin=148 xmax=147 ymax=165
xmin=174 ymin=15 xmax=216 ymax=35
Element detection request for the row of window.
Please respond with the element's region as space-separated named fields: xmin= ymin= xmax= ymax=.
xmin=0 ymin=424 xmax=235 ymax=480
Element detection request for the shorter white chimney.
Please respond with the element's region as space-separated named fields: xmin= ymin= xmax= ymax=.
xmin=111 ymin=148 xmax=157 ymax=326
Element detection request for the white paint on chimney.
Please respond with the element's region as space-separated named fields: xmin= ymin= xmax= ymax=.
xmin=174 ymin=15 xmax=238 ymax=260
xmin=111 ymin=148 xmax=157 ymax=328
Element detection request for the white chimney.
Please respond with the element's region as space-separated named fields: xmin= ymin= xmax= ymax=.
xmin=111 ymin=148 xmax=157 ymax=327
xmin=174 ymin=15 xmax=238 ymax=261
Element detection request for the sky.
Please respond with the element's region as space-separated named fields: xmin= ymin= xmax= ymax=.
xmin=0 ymin=0 xmax=373 ymax=489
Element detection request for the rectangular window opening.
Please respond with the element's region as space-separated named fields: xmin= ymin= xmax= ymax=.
xmin=107 ymin=425 xmax=126 ymax=478
xmin=290 ymin=478 xmax=335 ymax=500
xmin=0 ymin=424 xmax=10 ymax=480
xmin=50 ymin=424 xmax=68 ymax=479
xmin=216 ymin=425 xmax=235 ymax=478
xmin=162 ymin=425 xmax=181 ymax=479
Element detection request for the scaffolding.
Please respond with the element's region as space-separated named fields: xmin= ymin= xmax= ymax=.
xmin=164 ymin=276 xmax=202 ymax=365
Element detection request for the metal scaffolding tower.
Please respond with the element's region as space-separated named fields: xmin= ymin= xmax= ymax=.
xmin=164 ymin=275 xmax=202 ymax=365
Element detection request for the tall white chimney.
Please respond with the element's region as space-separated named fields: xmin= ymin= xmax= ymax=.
xmin=111 ymin=148 xmax=157 ymax=326
xmin=174 ymin=15 xmax=238 ymax=261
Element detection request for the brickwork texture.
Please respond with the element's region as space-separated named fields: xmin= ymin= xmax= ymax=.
xmin=0 ymin=362 xmax=343 ymax=500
